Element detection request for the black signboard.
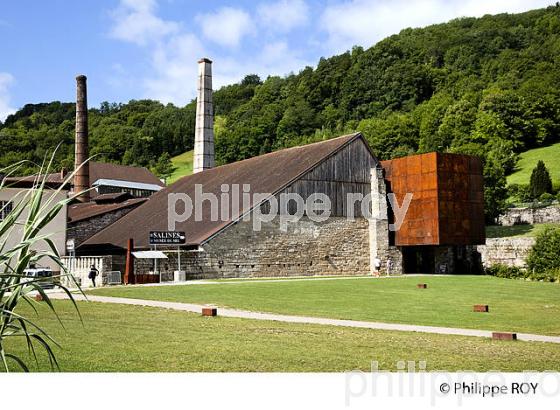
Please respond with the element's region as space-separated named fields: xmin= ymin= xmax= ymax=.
xmin=149 ymin=231 xmax=186 ymax=245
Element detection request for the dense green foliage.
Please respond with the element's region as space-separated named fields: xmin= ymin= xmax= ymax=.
xmin=484 ymin=264 xmax=524 ymax=279
xmin=0 ymin=100 xmax=198 ymax=176
xmin=527 ymin=226 xmax=560 ymax=280
xmin=2 ymin=6 xmax=560 ymax=221
xmin=150 ymin=152 xmax=175 ymax=182
xmin=529 ymin=160 xmax=553 ymax=199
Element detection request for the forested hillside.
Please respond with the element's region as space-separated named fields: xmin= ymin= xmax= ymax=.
xmin=2 ymin=5 xmax=560 ymax=221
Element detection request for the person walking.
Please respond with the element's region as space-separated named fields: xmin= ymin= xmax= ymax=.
xmin=373 ymin=257 xmax=381 ymax=277
xmin=386 ymin=258 xmax=394 ymax=276
xmin=88 ymin=264 xmax=99 ymax=287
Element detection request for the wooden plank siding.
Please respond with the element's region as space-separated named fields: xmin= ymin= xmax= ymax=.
xmin=263 ymin=138 xmax=379 ymax=217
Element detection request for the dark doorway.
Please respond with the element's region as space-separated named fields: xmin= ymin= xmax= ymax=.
xmin=402 ymin=246 xmax=435 ymax=274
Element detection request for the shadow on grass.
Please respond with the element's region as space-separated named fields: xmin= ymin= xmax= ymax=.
xmin=486 ymin=224 xmax=534 ymax=238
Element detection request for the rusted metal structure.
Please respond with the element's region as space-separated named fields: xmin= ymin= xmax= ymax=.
xmin=124 ymin=238 xmax=135 ymax=285
xmin=382 ymin=152 xmax=485 ymax=246
xmin=382 ymin=152 xmax=485 ymax=274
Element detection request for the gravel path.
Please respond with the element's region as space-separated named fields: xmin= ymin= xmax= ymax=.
xmin=49 ymin=293 xmax=560 ymax=344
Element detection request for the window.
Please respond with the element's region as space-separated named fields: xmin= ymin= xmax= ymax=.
xmin=0 ymin=200 xmax=13 ymax=221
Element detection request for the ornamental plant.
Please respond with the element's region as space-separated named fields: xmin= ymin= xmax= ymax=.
xmin=0 ymin=154 xmax=83 ymax=371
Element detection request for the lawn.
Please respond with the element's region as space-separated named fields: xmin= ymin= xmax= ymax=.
xmin=89 ymin=275 xmax=560 ymax=336
xmin=6 ymin=300 xmax=560 ymax=372
xmin=168 ymin=150 xmax=193 ymax=184
xmin=486 ymin=222 xmax=559 ymax=238
xmin=507 ymin=142 xmax=560 ymax=186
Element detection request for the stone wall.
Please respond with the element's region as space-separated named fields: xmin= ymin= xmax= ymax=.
xmin=68 ymin=206 xmax=140 ymax=247
xmin=369 ymin=167 xmax=402 ymax=275
xmin=139 ymin=216 xmax=372 ymax=280
xmin=498 ymin=205 xmax=560 ymax=226
xmin=476 ymin=237 xmax=535 ymax=268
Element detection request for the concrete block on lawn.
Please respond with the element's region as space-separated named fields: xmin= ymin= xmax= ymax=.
xmin=492 ymin=332 xmax=517 ymax=341
xmin=202 ymin=307 xmax=217 ymax=317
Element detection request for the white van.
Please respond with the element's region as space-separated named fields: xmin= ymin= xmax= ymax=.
xmin=22 ymin=268 xmax=55 ymax=289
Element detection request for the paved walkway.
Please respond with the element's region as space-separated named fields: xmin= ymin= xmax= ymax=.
xmin=49 ymin=293 xmax=560 ymax=344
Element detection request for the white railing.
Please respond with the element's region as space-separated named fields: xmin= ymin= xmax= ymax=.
xmin=61 ymin=256 xmax=112 ymax=288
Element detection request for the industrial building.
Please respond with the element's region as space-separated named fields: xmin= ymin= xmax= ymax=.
xmin=74 ymin=58 xmax=486 ymax=284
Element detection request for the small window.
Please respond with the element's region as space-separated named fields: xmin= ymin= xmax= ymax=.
xmin=0 ymin=201 xmax=13 ymax=222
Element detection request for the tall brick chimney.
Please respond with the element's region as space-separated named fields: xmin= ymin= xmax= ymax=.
xmin=193 ymin=58 xmax=215 ymax=173
xmin=74 ymin=75 xmax=90 ymax=202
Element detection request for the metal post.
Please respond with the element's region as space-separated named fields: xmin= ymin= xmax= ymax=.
xmin=154 ymin=244 xmax=158 ymax=276
xmin=177 ymin=246 xmax=181 ymax=274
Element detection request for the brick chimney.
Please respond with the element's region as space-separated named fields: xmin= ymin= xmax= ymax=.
xmin=193 ymin=58 xmax=215 ymax=173
xmin=74 ymin=75 xmax=90 ymax=202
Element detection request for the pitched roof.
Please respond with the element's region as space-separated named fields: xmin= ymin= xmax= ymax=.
xmin=3 ymin=171 xmax=67 ymax=188
xmin=89 ymin=162 xmax=164 ymax=189
xmin=4 ymin=161 xmax=164 ymax=195
xmin=80 ymin=133 xmax=365 ymax=250
xmin=68 ymin=197 xmax=147 ymax=223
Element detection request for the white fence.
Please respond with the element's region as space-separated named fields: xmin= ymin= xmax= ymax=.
xmin=61 ymin=256 xmax=114 ymax=288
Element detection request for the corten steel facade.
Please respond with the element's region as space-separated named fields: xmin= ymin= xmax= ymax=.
xmin=382 ymin=152 xmax=485 ymax=247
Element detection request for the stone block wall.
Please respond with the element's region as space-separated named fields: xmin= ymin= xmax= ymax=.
xmin=68 ymin=206 xmax=140 ymax=247
xmin=476 ymin=237 xmax=535 ymax=268
xmin=145 ymin=216 xmax=372 ymax=280
xmin=498 ymin=205 xmax=560 ymax=226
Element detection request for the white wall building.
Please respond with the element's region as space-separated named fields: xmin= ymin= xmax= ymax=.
xmin=0 ymin=187 xmax=68 ymax=272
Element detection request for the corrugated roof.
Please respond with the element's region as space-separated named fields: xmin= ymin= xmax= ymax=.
xmin=5 ymin=161 xmax=164 ymax=196
xmin=80 ymin=133 xmax=364 ymax=250
xmin=89 ymin=162 xmax=164 ymax=191
xmin=92 ymin=178 xmax=163 ymax=192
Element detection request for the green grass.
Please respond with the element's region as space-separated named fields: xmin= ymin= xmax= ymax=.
xmin=6 ymin=300 xmax=560 ymax=372
xmin=486 ymin=222 xmax=560 ymax=238
xmin=89 ymin=276 xmax=560 ymax=336
xmin=168 ymin=150 xmax=193 ymax=184
xmin=507 ymin=142 xmax=560 ymax=186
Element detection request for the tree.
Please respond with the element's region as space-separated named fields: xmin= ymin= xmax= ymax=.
xmin=359 ymin=112 xmax=418 ymax=160
xmin=529 ymin=160 xmax=553 ymax=199
xmin=483 ymin=157 xmax=508 ymax=223
xmin=2 ymin=6 xmax=560 ymax=212
xmin=151 ymin=152 xmax=175 ymax=183
xmin=526 ymin=226 xmax=560 ymax=275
